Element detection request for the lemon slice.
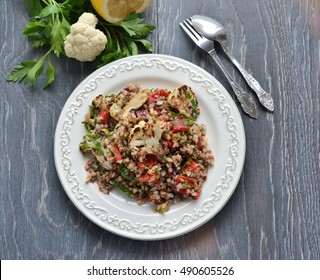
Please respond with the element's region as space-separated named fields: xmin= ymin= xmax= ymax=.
xmin=90 ymin=0 xmax=152 ymax=23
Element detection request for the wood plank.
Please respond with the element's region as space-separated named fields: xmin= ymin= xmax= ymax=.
xmin=0 ymin=0 xmax=319 ymax=259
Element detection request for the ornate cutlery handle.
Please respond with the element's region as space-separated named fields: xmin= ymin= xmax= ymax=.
xmin=221 ymin=43 xmax=274 ymax=112
xmin=208 ymin=49 xmax=258 ymax=119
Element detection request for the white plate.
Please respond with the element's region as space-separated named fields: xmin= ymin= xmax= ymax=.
xmin=54 ymin=54 xmax=246 ymax=240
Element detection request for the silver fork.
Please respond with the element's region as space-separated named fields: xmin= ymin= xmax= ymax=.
xmin=180 ymin=18 xmax=258 ymax=119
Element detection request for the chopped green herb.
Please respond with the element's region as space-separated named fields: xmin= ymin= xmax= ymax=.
xmin=92 ymin=142 xmax=103 ymax=155
xmin=82 ymin=121 xmax=92 ymax=132
xmin=80 ymin=132 xmax=104 ymax=155
xmin=113 ymin=181 xmax=133 ymax=198
xmin=109 ymin=148 xmax=115 ymax=156
xmin=119 ymin=164 xmax=134 ymax=181
xmin=89 ymin=105 xmax=97 ymax=118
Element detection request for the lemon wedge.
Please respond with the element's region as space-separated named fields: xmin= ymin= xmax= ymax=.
xmin=90 ymin=0 xmax=152 ymax=23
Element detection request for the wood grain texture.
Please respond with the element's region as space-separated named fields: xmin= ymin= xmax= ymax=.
xmin=0 ymin=0 xmax=319 ymax=260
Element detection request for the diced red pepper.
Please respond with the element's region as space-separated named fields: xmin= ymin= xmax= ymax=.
xmin=99 ymin=110 xmax=109 ymax=125
xmin=183 ymin=159 xmax=198 ymax=172
xmin=171 ymin=116 xmax=189 ymax=133
xmin=166 ymin=139 xmax=174 ymax=149
xmin=148 ymin=89 xmax=169 ymax=104
xmin=176 ymin=175 xmax=197 ymax=185
xmin=148 ymin=93 xmax=158 ymax=104
xmin=138 ymin=155 xmax=160 ymax=182
xmin=172 ymin=125 xmax=189 ymax=133
xmin=112 ymin=146 xmax=122 ymax=161
xmin=138 ymin=162 xmax=148 ymax=170
xmin=138 ymin=154 xmax=158 ymax=170
xmin=156 ymin=89 xmax=169 ymax=97
xmin=189 ymin=159 xmax=198 ymax=171
xmin=138 ymin=173 xmax=158 ymax=183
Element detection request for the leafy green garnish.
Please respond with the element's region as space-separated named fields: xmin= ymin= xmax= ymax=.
xmin=191 ymin=98 xmax=198 ymax=119
xmin=119 ymin=164 xmax=134 ymax=181
xmin=169 ymin=109 xmax=196 ymax=122
xmin=7 ymin=0 xmax=83 ymax=88
xmin=119 ymin=13 xmax=155 ymax=37
xmin=80 ymin=132 xmax=104 ymax=155
xmin=24 ymin=0 xmax=43 ymax=17
xmin=7 ymin=49 xmax=54 ymax=87
xmin=82 ymin=121 xmax=90 ymax=132
xmin=89 ymin=105 xmax=98 ymax=119
xmin=113 ymin=181 xmax=133 ymax=198
xmin=97 ymin=13 xmax=155 ymax=66
xmin=7 ymin=1 xmax=155 ymax=89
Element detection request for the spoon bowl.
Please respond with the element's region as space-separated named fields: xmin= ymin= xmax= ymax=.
xmin=191 ymin=15 xmax=227 ymax=44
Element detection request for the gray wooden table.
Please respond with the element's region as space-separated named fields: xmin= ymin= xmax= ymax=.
xmin=1 ymin=0 xmax=319 ymax=260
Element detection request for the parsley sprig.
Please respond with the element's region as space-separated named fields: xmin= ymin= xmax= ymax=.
xmin=98 ymin=13 xmax=155 ymax=66
xmin=7 ymin=0 xmax=155 ymax=88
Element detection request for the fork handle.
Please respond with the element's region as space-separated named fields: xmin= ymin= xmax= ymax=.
xmin=220 ymin=44 xmax=274 ymax=112
xmin=208 ymin=49 xmax=258 ymax=119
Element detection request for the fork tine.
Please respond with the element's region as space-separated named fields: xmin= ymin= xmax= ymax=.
xmin=180 ymin=21 xmax=198 ymax=44
xmin=180 ymin=20 xmax=202 ymax=43
xmin=184 ymin=18 xmax=203 ymax=40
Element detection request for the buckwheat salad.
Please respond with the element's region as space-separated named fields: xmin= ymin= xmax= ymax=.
xmin=79 ymin=84 xmax=214 ymax=212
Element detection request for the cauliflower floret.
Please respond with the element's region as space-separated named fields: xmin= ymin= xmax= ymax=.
xmin=109 ymin=91 xmax=148 ymax=121
xmin=122 ymin=91 xmax=148 ymax=118
xmin=129 ymin=121 xmax=149 ymax=148
xmin=109 ymin=103 xmax=122 ymax=121
xmin=64 ymin=13 xmax=107 ymax=62
xmin=129 ymin=120 xmax=167 ymax=159
xmin=168 ymin=85 xmax=199 ymax=118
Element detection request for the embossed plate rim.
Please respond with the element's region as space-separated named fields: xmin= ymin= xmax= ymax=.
xmin=54 ymin=54 xmax=246 ymax=240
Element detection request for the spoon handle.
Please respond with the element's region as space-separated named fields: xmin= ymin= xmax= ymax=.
xmin=220 ymin=44 xmax=274 ymax=112
xmin=208 ymin=49 xmax=258 ymax=119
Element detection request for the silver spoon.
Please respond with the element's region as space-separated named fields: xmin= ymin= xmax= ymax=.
xmin=191 ymin=15 xmax=274 ymax=112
